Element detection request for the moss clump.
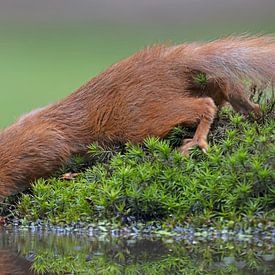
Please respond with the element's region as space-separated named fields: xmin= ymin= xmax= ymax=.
xmin=13 ymin=99 xmax=275 ymax=227
xmin=193 ymin=72 xmax=208 ymax=88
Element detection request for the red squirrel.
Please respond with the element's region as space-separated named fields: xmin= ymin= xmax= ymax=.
xmin=0 ymin=36 xmax=274 ymax=200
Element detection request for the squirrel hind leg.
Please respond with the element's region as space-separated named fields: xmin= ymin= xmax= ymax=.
xmin=142 ymin=95 xmax=217 ymax=155
xmin=225 ymin=83 xmax=261 ymax=117
xmin=178 ymin=97 xmax=217 ymax=155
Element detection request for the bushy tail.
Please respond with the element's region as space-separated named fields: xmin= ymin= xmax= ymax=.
xmin=172 ymin=35 xmax=275 ymax=88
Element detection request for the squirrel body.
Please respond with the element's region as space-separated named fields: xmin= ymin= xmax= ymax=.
xmin=0 ymin=36 xmax=274 ymax=199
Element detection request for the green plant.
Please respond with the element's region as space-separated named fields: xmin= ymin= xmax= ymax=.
xmin=5 ymin=93 xmax=272 ymax=227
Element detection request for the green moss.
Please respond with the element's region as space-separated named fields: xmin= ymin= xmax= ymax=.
xmin=193 ymin=72 xmax=208 ymax=88
xmin=11 ymin=98 xmax=275 ymax=227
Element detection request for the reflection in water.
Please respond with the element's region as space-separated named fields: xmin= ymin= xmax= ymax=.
xmin=0 ymin=250 xmax=34 ymax=275
xmin=0 ymin=228 xmax=274 ymax=274
xmin=0 ymin=232 xmax=34 ymax=275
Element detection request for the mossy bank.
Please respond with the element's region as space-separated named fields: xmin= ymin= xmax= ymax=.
xmin=0 ymin=98 xmax=274 ymax=230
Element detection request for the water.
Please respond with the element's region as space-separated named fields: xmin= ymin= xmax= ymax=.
xmin=0 ymin=227 xmax=274 ymax=274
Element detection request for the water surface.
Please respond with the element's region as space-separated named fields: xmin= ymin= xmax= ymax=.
xmin=0 ymin=227 xmax=274 ymax=274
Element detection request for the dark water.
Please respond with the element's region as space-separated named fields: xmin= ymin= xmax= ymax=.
xmin=0 ymin=228 xmax=275 ymax=275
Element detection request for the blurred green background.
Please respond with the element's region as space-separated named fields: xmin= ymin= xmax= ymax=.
xmin=0 ymin=0 xmax=274 ymax=127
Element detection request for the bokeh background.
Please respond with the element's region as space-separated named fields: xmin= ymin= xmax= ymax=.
xmin=0 ymin=0 xmax=274 ymax=127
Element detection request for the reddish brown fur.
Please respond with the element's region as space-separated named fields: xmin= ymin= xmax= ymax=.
xmin=0 ymin=249 xmax=34 ymax=275
xmin=0 ymin=36 xmax=274 ymax=200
